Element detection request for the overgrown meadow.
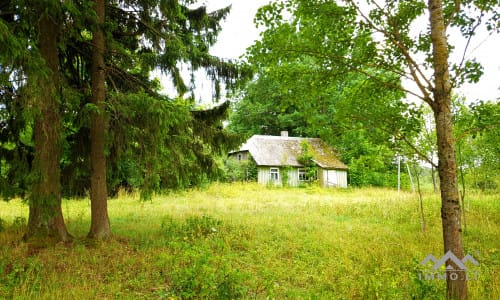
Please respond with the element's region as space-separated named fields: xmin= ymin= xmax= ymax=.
xmin=1 ymin=183 xmax=499 ymax=299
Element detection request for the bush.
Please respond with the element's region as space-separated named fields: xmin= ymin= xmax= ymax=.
xmin=223 ymin=157 xmax=257 ymax=182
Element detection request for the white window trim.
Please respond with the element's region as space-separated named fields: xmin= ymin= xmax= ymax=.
xmin=298 ymin=168 xmax=307 ymax=182
xmin=270 ymin=167 xmax=280 ymax=181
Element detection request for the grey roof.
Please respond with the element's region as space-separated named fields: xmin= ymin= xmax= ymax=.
xmin=236 ymin=135 xmax=348 ymax=170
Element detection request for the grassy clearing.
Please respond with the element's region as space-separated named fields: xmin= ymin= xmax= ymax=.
xmin=0 ymin=183 xmax=499 ymax=299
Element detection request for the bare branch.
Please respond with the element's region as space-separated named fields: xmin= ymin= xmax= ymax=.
xmin=452 ymin=17 xmax=485 ymax=89
xmin=395 ymin=132 xmax=437 ymax=168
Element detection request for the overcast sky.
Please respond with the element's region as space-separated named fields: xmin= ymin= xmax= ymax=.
xmin=206 ymin=0 xmax=271 ymax=60
xmin=187 ymin=1 xmax=500 ymax=103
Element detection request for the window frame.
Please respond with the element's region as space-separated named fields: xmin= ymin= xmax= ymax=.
xmin=298 ymin=168 xmax=308 ymax=182
xmin=270 ymin=167 xmax=280 ymax=182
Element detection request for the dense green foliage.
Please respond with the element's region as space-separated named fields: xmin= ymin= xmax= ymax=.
xmin=0 ymin=0 xmax=249 ymax=201
xmin=223 ymin=156 xmax=257 ymax=183
xmin=228 ymin=1 xmax=422 ymax=187
xmin=454 ymin=100 xmax=500 ymax=190
xmin=229 ymin=0 xmax=499 ymax=190
xmin=1 ymin=184 xmax=498 ymax=298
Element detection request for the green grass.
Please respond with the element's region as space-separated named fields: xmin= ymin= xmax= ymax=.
xmin=0 ymin=183 xmax=499 ymax=299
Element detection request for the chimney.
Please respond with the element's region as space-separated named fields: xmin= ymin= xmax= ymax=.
xmin=280 ymin=130 xmax=288 ymax=137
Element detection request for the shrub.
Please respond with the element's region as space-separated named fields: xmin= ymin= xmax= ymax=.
xmin=223 ymin=157 xmax=257 ymax=182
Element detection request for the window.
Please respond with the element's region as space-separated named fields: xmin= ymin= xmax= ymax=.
xmin=298 ymin=168 xmax=308 ymax=182
xmin=298 ymin=168 xmax=317 ymax=182
xmin=237 ymin=154 xmax=242 ymax=161
xmin=270 ymin=168 xmax=279 ymax=181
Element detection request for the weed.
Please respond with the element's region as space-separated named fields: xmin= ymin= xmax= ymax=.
xmin=410 ymin=260 xmax=444 ymax=300
xmin=0 ymin=257 xmax=43 ymax=298
xmin=155 ymin=248 xmax=248 ymax=299
xmin=160 ymin=214 xmax=222 ymax=243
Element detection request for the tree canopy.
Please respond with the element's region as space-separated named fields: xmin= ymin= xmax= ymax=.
xmin=0 ymin=0 xmax=248 ymax=199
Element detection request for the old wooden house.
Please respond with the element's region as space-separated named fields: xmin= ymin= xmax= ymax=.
xmin=229 ymin=132 xmax=348 ymax=187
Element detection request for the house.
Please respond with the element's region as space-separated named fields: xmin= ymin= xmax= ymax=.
xmin=229 ymin=131 xmax=348 ymax=187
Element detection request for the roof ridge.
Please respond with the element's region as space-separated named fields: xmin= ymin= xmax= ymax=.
xmin=251 ymin=135 xmax=319 ymax=140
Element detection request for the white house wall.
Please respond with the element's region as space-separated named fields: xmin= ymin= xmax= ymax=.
xmin=286 ymin=168 xmax=299 ymax=186
xmin=257 ymin=167 xmax=350 ymax=187
xmin=257 ymin=167 xmax=299 ymax=186
xmin=257 ymin=167 xmax=273 ymax=185
xmin=322 ymin=169 xmax=348 ymax=188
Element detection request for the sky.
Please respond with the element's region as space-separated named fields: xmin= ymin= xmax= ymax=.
xmin=181 ymin=1 xmax=500 ymax=104
xmin=205 ymin=0 xmax=271 ymax=60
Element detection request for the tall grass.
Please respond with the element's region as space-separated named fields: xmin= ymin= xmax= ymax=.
xmin=0 ymin=183 xmax=498 ymax=299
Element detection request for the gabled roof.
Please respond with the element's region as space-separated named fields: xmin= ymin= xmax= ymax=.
xmin=235 ymin=135 xmax=348 ymax=170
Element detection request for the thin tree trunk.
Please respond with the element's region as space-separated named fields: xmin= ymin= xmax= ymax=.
xmin=431 ymin=165 xmax=438 ymax=193
xmin=457 ymin=142 xmax=467 ymax=234
xmin=424 ymin=118 xmax=439 ymax=193
xmin=88 ymin=0 xmax=111 ymax=240
xmin=429 ymin=0 xmax=466 ymax=298
xmin=412 ymin=162 xmax=426 ymax=233
xmin=25 ymin=3 xmax=71 ymax=243
xmin=406 ymin=161 xmax=415 ymax=193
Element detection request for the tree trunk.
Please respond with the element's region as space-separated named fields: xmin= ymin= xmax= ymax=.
xmin=457 ymin=142 xmax=467 ymax=234
xmin=25 ymin=3 xmax=71 ymax=244
xmin=413 ymin=162 xmax=426 ymax=233
xmin=88 ymin=0 xmax=111 ymax=240
xmin=429 ymin=0 xmax=466 ymax=298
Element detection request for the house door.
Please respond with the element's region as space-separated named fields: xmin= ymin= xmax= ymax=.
xmin=327 ymin=170 xmax=338 ymax=186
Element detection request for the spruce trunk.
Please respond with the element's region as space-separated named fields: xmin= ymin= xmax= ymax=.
xmin=88 ymin=0 xmax=111 ymax=239
xmin=429 ymin=0 xmax=466 ymax=298
xmin=26 ymin=4 xmax=71 ymax=243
